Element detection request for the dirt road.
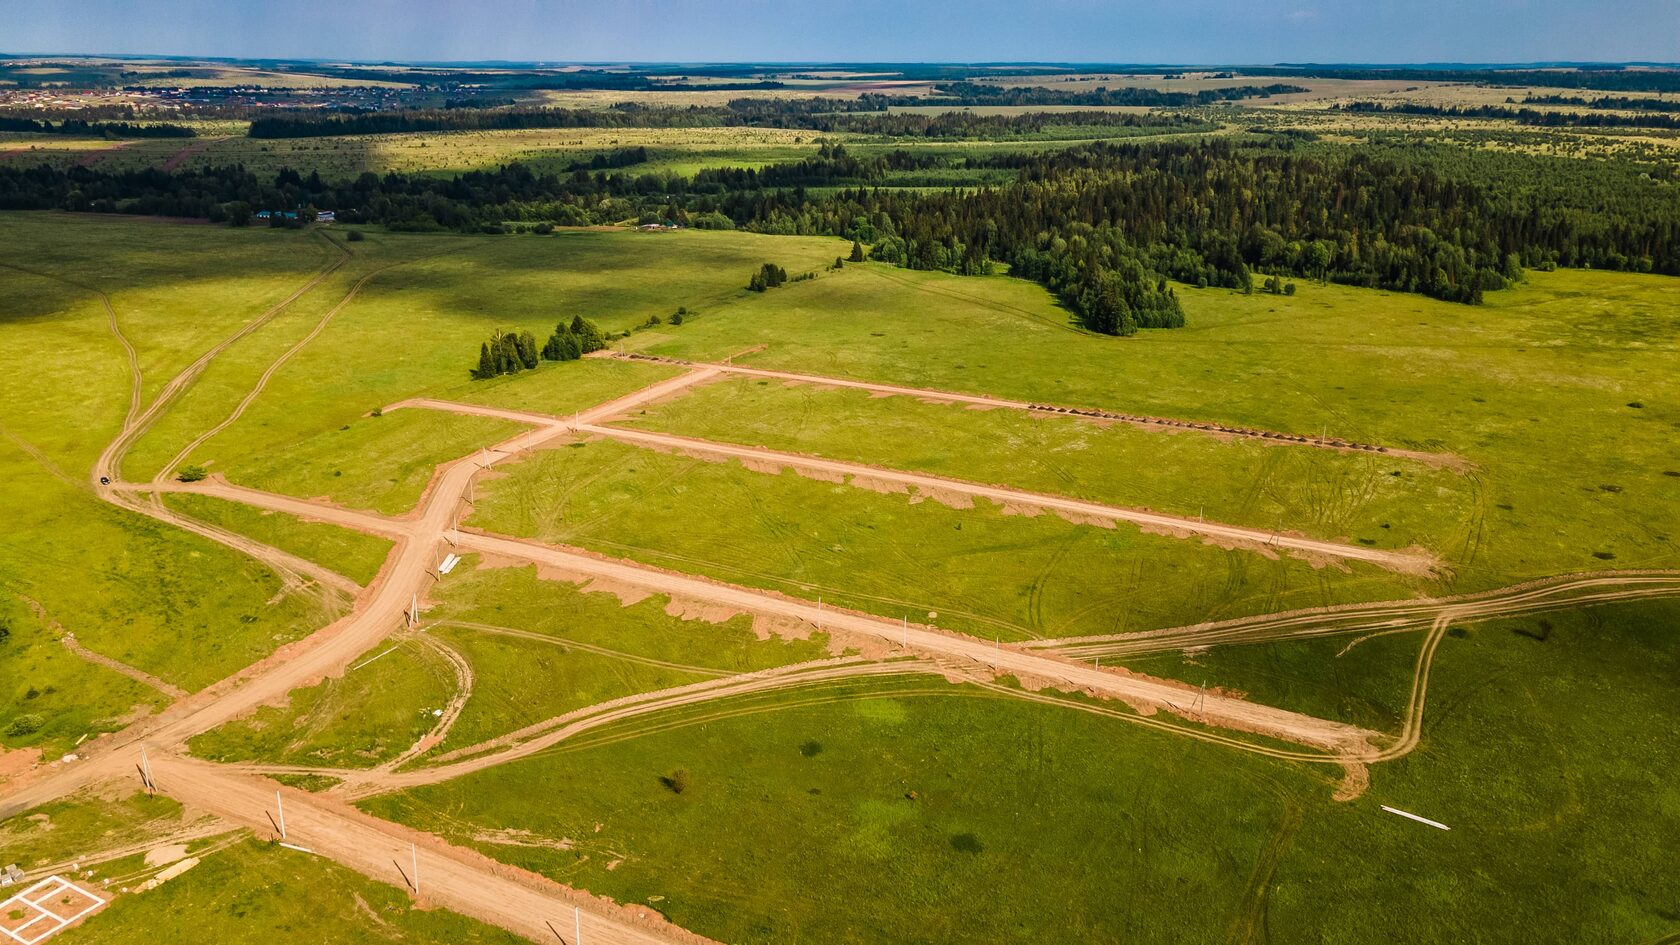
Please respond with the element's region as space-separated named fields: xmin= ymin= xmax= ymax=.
xmin=145 ymin=754 xmax=720 ymax=945
xmin=393 ymin=395 xmax=1440 ymax=575
xmin=602 ymin=353 xmax=1466 ymax=469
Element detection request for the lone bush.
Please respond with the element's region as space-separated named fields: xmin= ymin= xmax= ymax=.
xmin=661 ymin=768 xmax=691 ymax=794
xmin=177 ymin=464 xmax=208 ymax=483
xmin=345 ymin=229 xmax=365 ymax=242
xmin=5 ymin=714 xmax=43 ymax=737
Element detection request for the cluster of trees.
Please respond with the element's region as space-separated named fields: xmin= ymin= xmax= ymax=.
xmin=1523 ymin=95 xmax=1680 ymax=114
xmin=924 ymin=81 xmax=1306 ymax=108
xmin=566 ymin=147 xmax=651 ymax=172
xmin=473 ymin=330 xmax=540 ymax=378
xmin=1334 ymin=100 xmax=1680 ymax=130
xmin=747 ymin=262 xmax=789 ymax=291
xmin=541 ymin=316 xmax=607 ymax=361
xmin=0 ymin=116 xmax=196 ymax=138
xmin=474 ymin=316 xmax=608 ymax=376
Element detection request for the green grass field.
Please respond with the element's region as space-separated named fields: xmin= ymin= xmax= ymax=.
xmin=468 ymin=437 xmax=1422 ymax=641
xmin=361 ymin=596 xmax=1680 ymax=944
xmin=620 ymin=373 xmax=1475 ymax=554
xmin=160 ymin=494 xmax=394 ymax=585
xmin=186 ymin=638 xmax=454 ymax=768
xmin=628 ymin=263 xmax=1680 ymax=588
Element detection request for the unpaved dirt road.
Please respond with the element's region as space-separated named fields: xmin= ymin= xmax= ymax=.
xmin=146 ymin=753 xmax=719 ymax=945
xmin=602 ymin=353 xmax=1467 ymax=469
xmin=144 ymin=474 xmax=1381 ymax=754
xmin=395 ymin=395 xmax=1441 ymax=575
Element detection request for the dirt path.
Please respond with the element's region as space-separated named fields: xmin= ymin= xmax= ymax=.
xmin=144 ymin=754 xmax=720 ymax=945
xmin=604 ymin=353 xmax=1467 ymax=470
xmin=150 ymin=467 xmax=1380 ymax=755
xmin=93 ymin=229 xmax=349 ymax=486
xmin=453 ymin=530 xmax=1380 ymax=752
xmin=433 ymin=620 xmax=736 ymax=678
xmin=397 ymin=395 xmax=1440 ymax=575
xmin=16 ymin=592 xmax=187 ymax=699
xmin=339 ymin=659 xmax=930 ymax=796
xmin=381 ymin=633 xmax=474 ymax=771
xmin=1033 ymin=571 xmax=1680 ymax=660
xmin=152 ymin=241 xmax=478 ymax=485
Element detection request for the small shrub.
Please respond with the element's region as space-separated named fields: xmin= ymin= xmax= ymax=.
xmin=534 ymin=222 xmax=555 ymax=235
xmin=661 ymin=768 xmax=690 ymax=794
xmin=177 ymin=464 xmax=208 ymax=483
xmin=345 ymin=230 xmax=365 ymax=242
xmin=0 ymin=620 xmax=10 ymax=646
xmin=370 ymin=406 xmax=383 ymax=417
xmin=5 ymin=714 xmax=43 ymax=737
xmin=799 ymin=740 xmax=823 ymax=757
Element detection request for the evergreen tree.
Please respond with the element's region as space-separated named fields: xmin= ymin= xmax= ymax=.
xmin=474 ymin=341 xmax=495 ymax=379
xmin=848 ymin=240 xmax=865 ymax=262
xmin=568 ymin=315 xmax=606 ymax=353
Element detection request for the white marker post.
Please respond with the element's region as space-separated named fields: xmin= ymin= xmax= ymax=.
xmin=1381 ymin=805 xmax=1450 ymax=831
xmin=816 ymin=596 xmax=822 ymax=630
xmin=575 ymin=906 xmax=582 ymax=945
xmin=412 ymin=844 xmax=420 ymax=896
xmin=902 ymin=616 xmax=908 ymax=648
xmin=275 ymin=790 xmax=286 ymax=840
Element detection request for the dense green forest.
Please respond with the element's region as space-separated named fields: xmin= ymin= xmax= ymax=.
xmin=915 ymin=81 xmax=1306 ymax=107
xmin=1523 ymin=95 xmax=1680 ymax=113
xmin=246 ymin=103 xmax=1202 ymax=138
xmin=1334 ymin=100 xmax=1680 ymax=129
xmin=2 ymin=137 xmax=1676 ymax=334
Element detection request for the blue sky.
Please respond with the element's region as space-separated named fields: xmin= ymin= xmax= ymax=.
xmin=8 ymin=0 xmax=1678 ymax=64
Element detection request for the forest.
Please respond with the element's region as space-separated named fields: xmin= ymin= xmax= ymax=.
xmin=2 ymin=137 xmax=1676 ymax=334
xmin=245 ymin=102 xmax=1201 ymax=138
xmin=1334 ymin=100 xmax=1680 ymax=130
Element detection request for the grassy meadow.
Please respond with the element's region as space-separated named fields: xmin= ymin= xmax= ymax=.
xmin=627 ymin=262 xmax=1680 ymax=588
xmin=361 ymin=597 xmax=1679 ymax=945
xmin=468 ymin=437 xmax=1422 ymax=641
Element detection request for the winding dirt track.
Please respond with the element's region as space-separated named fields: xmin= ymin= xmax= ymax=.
xmin=393 ymin=395 xmax=1440 ymax=575
xmin=1031 ymin=571 xmax=1680 ymax=660
xmin=603 ymin=352 xmax=1467 ymax=469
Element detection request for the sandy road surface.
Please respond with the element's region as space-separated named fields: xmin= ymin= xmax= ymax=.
xmin=393 ymin=395 xmax=1439 ymax=575
xmin=454 ymin=531 xmax=1380 ymax=752
xmin=603 ymin=353 xmax=1466 ymax=469
xmin=582 ymin=423 xmax=1440 ymax=575
xmin=145 ymin=754 xmax=719 ymax=945
xmin=134 ymin=470 xmax=1377 ymax=749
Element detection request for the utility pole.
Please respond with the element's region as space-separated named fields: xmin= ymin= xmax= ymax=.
xmin=412 ymin=844 xmax=420 ymax=897
xmin=410 ymin=593 xmax=419 ymax=628
xmin=816 ymin=596 xmax=822 ymax=630
xmin=575 ymin=906 xmax=582 ymax=945
xmin=138 ymin=745 xmax=154 ymax=794
xmin=275 ymin=790 xmax=286 ymax=840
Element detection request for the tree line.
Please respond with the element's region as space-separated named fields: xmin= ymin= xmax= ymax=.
xmin=245 ymin=100 xmax=1205 ymax=139
xmin=923 ymin=81 xmax=1306 ymax=108
xmin=1522 ymin=95 xmax=1680 ymax=114
xmin=0 ymin=116 xmax=196 ymax=138
xmin=1333 ymin=100 xmax=1680 ymax=130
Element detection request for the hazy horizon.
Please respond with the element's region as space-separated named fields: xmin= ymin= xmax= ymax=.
xmin=7 ymin=0 xmax=1679 ymax=65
